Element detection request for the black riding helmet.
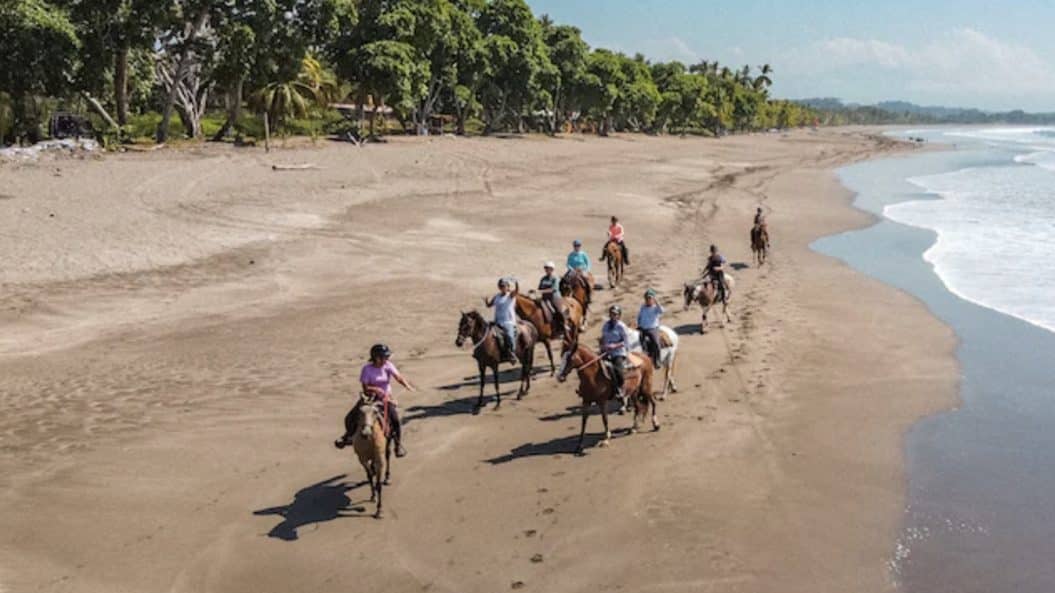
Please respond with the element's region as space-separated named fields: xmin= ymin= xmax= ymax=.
xmin=608 ymin=304 xmax=622 ymax=316
xmin=370 ymin=343 xmax=392 ymax=360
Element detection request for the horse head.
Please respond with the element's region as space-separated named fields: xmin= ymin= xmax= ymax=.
xmin=683 ymin=283 xmax=697 ymax=309
xmin=356 ymin=393 xmax=381 ymax=437
xmin=556 ymin=338 xmax=582 ymax=383
xmin=456 ymin=310 xmax=480 ymax=347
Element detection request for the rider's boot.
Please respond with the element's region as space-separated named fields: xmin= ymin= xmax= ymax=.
xmin=395 ymin=437 xmax=407 ymax=458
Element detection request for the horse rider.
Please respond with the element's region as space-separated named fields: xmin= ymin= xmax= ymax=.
xmin=600 ymin=304 xmax=631 ymax=402
xmin=754 ymin=207 xmax=766 ymax=228
xmin=637 ymin=288 xmax=664 ymax=366
xmin=566 ymin=239 xmax=591 ymax=273
xmin=484 ymin=277 xmax=519 ymax=364
xmin=538 ymin=261 xmax=566 ymax=336
xmin=600 ymin=215 xmax=630 ymax=265
xmin=335 ymin=343 xmax=415 ymax=457
xmin=706 ymin=244 xmax=729 ymax=302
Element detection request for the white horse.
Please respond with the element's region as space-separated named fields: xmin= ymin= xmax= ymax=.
xmin=627 ymin=325 xmax=679 ymax=398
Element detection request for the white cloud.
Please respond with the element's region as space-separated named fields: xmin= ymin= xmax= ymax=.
xmin=782 ymin=28 xmax=1055 ymax=103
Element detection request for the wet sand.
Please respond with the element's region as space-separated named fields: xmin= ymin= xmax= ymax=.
xmin=0 ymin=130 xmax=956 ymax=592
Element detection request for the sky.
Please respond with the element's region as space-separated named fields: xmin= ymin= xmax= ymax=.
xmin=525 ymin=0 xmax=1055 ymax=112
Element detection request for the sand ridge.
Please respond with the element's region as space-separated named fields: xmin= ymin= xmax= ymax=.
xmin=0 ymin=130 xmax=956 ymax=593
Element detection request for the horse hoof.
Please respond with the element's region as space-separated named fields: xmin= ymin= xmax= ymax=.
xmin=630 ymin=427 xmax=638 ymax=434
xmin=383 ymin=478 xmax=391 ymax=486
xmin=374 ymin=510 xmax=383 ymax=519
xmin=598 ymin=439 xmax=610 ymax=448
xmin=653 ymin=425 xmax=661 ymax=432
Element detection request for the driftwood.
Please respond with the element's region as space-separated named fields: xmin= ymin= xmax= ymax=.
xmin=271 ymin=163 xmax=320 ymax=171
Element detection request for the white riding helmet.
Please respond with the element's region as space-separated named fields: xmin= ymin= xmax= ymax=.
xmin=544 ymin=261 xmax=555 ymax=269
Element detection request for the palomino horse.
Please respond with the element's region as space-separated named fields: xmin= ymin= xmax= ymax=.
xmin=605 ymin=241 xmax=624 ymax=288
xmin=628 ymin=325 xmax=680 ymax=397
xmin=350 ymin=393 xmax=391 ymax=518
xmin=560 ymin=269 xmax=593 ymax=329
xmin=455 ymin=311 xmax=539 ymax=409
xmin=683 ymin=272 xmax=735 ymax=333
xmin=751 ymin=224 xmax=770 ymax=265
xmin=557 ymin=338 xmax=658 ymax=454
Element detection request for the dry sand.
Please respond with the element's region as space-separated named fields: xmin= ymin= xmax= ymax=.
xmin=0 ymin=130 xmax=957 ymax=592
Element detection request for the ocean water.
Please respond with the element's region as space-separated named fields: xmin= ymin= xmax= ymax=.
xmin=814 ymin=129 xmax=1055 ymax=593
xmin=884 ymin=128 xmax=1055 ymax=334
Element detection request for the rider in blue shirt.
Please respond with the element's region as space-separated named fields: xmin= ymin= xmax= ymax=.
xmin=566 ymin=239 xmax=591 ymax=272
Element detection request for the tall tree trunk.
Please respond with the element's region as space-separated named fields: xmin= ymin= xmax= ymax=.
xmin=212 ymin=77 xmax=243 ymax=141
xmin=156 ymin=7 xmax=209 ymax=143
xmin=115 ymin=46 xmax=130 ymax=126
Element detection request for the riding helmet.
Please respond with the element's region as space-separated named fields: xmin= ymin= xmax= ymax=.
xmin=572 ymin=239 xmax=582 ymax=247
xmin=544 ymin=261 xmax=555 ymax=269
xmin=709 ymin=244 xmax=718 ymax=253
xmin=498 ymin=277 xmax=509 ymax=288
xmin=644 ymin=288 xmax=657 ymax=299
xmin=370 ymin=343 xmax=392 ymax=359
xmin=608 ymin=304 xmax=622 ymax=316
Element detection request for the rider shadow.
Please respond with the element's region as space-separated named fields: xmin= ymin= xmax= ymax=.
xmin=538 ymin=405 xmax=581 ymax=422
xmin=252 ymin=474 xmax=369 ymax=541
xmin=730 ymin=262 xmax=750 ymax=271
xmin=403 ymin=394 xmax=482 ymax=424
xmin=484 ymin=434 xmax=586 ymax=464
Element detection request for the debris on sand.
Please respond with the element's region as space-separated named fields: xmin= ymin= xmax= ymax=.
xmin=0 ymin=138 xmax=99 ymax=162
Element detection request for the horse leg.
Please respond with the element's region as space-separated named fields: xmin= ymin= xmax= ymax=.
xmin=576 ymin=405 xmax=589 ymax=454
xmin=543 ymin=339 xmax=555 ymax=376
xmin=668 ymin=353 xmax=679 ymax=394
xmin=599 ymin=400 xmax=612 ymax=446
xmin=492 ymin=363 xmax=502 ymax=409
xmin=374 ymin=455 xmax=384 ymax=518
xmin=383 ymin=437 xmax=392 ymax=485
xmin=475 ymin=359 xmax=486 ymax=410
xmin=651 ymin=394 xmax=661 ymax=431
xmin=363 ymin=463 xmax=376 ymax=502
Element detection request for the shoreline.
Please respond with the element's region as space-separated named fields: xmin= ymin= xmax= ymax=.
xmin=0 ymin=130 xmax=958 ymax=592
xmin=818 ymin=135 xmax=1055 ymax=593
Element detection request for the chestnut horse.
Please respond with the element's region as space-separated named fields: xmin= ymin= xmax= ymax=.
xmin=455 ymin=311 xmax=538 ymax=409
xmin=557 ymin=338 xmax=658 ymax=454
xmin=751 ymin=224 xmax=769 ymax=265
xmin=350 ymin=394 xmax=391 ymax=518
xmin=683 ymin=272 xmax=735 ymax=333
xmin=514 ymin=294 xmax=558 ymax=374
xmin=560 ymin=269 xmax=593 ymax=329
xmin=605 ymin=241 xmax=624 ymax=287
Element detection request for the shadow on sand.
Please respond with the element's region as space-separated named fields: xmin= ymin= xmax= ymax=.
xmin=252 ymin=475 xmax=370 ymax=540
xmin=673 ymin=323 xmax=702 ymax=336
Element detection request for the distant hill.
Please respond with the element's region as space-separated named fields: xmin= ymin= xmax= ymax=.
xmin=796 ymin=98 xmax=1055 ymax=125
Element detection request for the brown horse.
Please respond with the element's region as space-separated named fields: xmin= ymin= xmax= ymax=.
xmin=605 ymin=242 xmax=624 ymax=288
xmin=683 ymin=272 xmax=735 ymax=333
xmin=556 ymin=338 xmax=659 ymax=454
xmin=350 ymin=394 xmax=391 ymax=518
xmin=751 ymin=224 xmax=769 ymax=265
xmin=560 ymin=269 xmax=593 ymax=328
xmin=455 ymin=311 xmax=539 ymax=409
xmin=515 ymin=293 xmax=559 ymax=374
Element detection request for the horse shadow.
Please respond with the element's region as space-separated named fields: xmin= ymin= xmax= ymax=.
xmin=538 ymin=405 xmax=581 ymax=422
xmin=673 ymin=323 xmax=702 ymax=336
xmin=484 ymin=435 xmax=586 ymax=464
xmin=252 ymin=474 xmax=369 ymax=541
xmin=403 ymin=394 xmax=482 ymax=423
xmin=730 ymin=262 xmax=750 ymax=271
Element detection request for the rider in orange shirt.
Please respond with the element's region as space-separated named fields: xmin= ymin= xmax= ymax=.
xmin=600 ymin=215 xmax=630 ymax=265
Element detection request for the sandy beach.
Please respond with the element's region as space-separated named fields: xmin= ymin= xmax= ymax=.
xmin=0 ymin=130 xmax=957 ymax=593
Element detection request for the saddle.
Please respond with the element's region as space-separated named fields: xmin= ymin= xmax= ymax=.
xmin=658 ymin=331 xmax=673 ymax=349
xmin=599 ymin=352 xmax=646 ymax=381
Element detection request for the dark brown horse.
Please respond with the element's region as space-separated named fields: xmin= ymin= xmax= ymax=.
xmin=751 ymin=223 xmax=770 ymax=265
xmin=455 ymin=311 xmax=539 ymax=409
xmin=556 ymin=338 xmax=658 ymax=454
xmin=560 ymin=269 xmax=593 ymax=329
xmin=515 ymin=293 xmax=567 ymax=374
xmin=605 ymin=242 xmax=624 ymax=288
xmin=350 ymin=393 xmax=391 ymax=518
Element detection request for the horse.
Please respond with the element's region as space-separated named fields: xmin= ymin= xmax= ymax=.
xmin=605 ymin=241 xmax=624 ymax=288
xmin=683 ymin=272 xmax=735 ymax=333
xmin=455 ymin=310 xmax=539 ymax=409
xmin=628 ymin=325 xmax=680 ymax=398
xmin=556 ymin=338 xmax=658 ymax=454
xmin=514 ymin=293 xmax=559 ymax=374
xmin=350 ymin=393 xmax=391 ymax=518
xmin=751 ymin=224 xmax=770 ymax=265
xmin=560 ymin=269 xmax=593 ymax=328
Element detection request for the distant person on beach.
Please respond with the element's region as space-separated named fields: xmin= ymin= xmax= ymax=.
xmin=706 ymin=244 xmax=728 ymax=302
xmin=335 ymin=343 xmax=415 ymax=457
xmin=485 ymin=278 xmax=519 ymax=364
xmin=567 ymin=239 xmax=591 ymax=272
xmin=600 ymin=215 xmax=630 ymax=265
xmin=754 ymin=207 xmax=766 ymax=227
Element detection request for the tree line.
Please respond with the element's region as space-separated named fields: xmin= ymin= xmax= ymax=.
xmin=0 ymin=0 xmax=819 ymax=145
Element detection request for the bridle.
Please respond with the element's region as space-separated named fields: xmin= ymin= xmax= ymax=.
xmin=557 ymin=341 xmax=606 ymax=381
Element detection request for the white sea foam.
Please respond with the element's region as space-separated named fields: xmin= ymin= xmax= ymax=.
xmin=884 ymin=157 xmax=1055 ymax=334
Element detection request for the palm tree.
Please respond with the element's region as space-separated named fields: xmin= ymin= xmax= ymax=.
xmin=250 ymin=54 xmax=341 ymax=128
xmin=752 ymin=64 xmax=773 ymax=92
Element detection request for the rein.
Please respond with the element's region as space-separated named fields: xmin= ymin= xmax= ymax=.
xmin=470 ymin=323 xmax=493 ymax=350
